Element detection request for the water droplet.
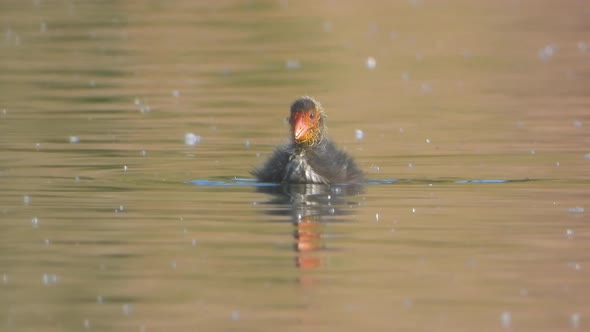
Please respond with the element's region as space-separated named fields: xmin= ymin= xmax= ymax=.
xmin=123 ymin=165 xmax=128 ymax=172
xmin=403 ymin=298 xmax=413 ymax=309
xmin=192 ymin=239 xmax=198 ymax=246
xmin=566 ymin=228 xmax=574 ymax=239
xmin=285 ymin=60 xmax=302 ymax=69
xmin=83 ymin=319 xmax=90 ymax=329
xmin=355 ymin=129 xmax=364 ymax=140
xmin=31 ymin=217 xmax=39 ymax=228
xmin=69 ymin=136 xmax=80 ymax=143
xmin=408 ymin=163 xmax=414 ymax=168
xmin=570 ymin=313 xmax=580 ymax=329
xmin=42 ymin=273 xmax=58 ymax=285
xmin=172 ymin=90 xmax=180 ymax=97
xmin=368 ymin=23 xmax=378 ymax=34
xmin=500 ymin=311 xmax=511 ymax=329
xmin=97 ymin=295 xmax=104 ymax=304
xmin=184 ymin=133 xmax=201 ymax=146
xmin=574 ymin=120 xmax=583 ymax=128
xmin=411 ymin=208 xmax=416 ymax=213
xmin=567 ymin=207 xmax=584 ymax=213
xmin=231 ymin=310 xmax=240 ymax=321
xmin=2 ymin=274 xmax=8 ymax=284
xmin=538 ymin=44 xmax=557 ymax=61
xmin=366 ymin=57 xmax=377 ymax=69
xmin=375 ymin=213 xmax=380 ymax=221
xmin=23 ymin=195 xmax=31 ymax=205
xmin=425 ymin=138 xmax=431 ymax=144
xmin=244 ymin=140 xmax=251 ymax=148
xmin=122 ymin=304 xmax=133 ymax=315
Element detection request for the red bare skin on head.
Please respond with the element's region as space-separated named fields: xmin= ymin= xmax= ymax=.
xmin=290 ymin=109 xmax=319 ymax=144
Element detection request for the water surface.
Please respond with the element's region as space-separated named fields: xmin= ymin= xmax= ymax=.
xmin=1 ymin=1 xmax=589 ymax=331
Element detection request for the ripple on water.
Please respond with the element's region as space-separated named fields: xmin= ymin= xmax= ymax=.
xmin=187 ymin=178 xmax=399 ymax=187
xmin=187 ymin=178 xmax=523 ymax=187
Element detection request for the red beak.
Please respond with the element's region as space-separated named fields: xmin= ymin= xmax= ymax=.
xmin=292 ymin=114 xmax=310 ymax=141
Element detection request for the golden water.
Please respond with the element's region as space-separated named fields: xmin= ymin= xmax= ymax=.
xmin=1 ymin=1 xmax=589 ymax=331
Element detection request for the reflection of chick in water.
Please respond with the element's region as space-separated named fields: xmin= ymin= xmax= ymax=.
xmin=256 ymin=183 xmax=363 ymax=271
xmin=295 ymin=214 xmax=323 ymax=269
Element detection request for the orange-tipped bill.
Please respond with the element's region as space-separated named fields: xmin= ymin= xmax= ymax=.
xmin=292 ymin=113 xmax=312 ymax=142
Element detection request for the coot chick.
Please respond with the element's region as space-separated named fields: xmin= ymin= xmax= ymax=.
xmin=252 ymin=97 xmax=363 ymax=184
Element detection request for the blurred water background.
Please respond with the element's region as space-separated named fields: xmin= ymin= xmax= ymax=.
xmin=1 ymin=1 xmax=589 ymax=331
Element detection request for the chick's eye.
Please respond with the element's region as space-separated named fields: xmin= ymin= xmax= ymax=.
xmin=309 ymin=112 xmax=316 ymax=119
